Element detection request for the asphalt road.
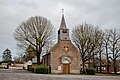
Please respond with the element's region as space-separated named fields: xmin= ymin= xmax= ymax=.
xmin=0 ymin=69 xmax=120 ymax=80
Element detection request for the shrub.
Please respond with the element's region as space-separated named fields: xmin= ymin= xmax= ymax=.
xmin=86 ymin=68 xmax=96 ymax=75
xmin=30 ymin=67 xmax=34 ymax=72
xmin=27 ymin=65 xmax=32 ymax=71
xmin=34 ymin=65 xmax=48 ymax=74
xmin=27 ymin=65 xmax=34 ymax=72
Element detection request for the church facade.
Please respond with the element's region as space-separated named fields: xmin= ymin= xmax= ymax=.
xmin=43 ymin=13 xmax=80 ymax=74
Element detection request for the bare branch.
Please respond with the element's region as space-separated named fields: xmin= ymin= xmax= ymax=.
xmin=14 ymin=16 xmax=55 ymax=64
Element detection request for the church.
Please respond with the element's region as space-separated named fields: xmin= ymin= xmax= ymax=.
xmin=43 ymin=12 xmax=80 ymax=74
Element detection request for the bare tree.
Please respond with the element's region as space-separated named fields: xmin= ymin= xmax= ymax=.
xmin=42 ymin=40 xmax=55 ymax=55
xmin=13 ymin=55 xmax=24 ymax=63
xmin=72 ymin=23 xmax=101 ymax=73
xmin=97 ymin=32 xmax=104 ymax=73
xmin=108 ymin=29 xmax=120 ymax=74
xmin=14 ymin=16 xmax=55 ymax=65
xmin=103 ymin=30 xmax=110 ymax=73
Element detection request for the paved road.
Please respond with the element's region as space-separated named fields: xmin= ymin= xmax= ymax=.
xmin=0 ymin=69 xmax=120 ymax=80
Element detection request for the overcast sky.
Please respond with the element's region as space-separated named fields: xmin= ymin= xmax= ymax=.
xmin=0 ymin=0 xmax=120 ymax=60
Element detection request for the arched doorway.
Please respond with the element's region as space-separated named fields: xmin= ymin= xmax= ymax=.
xmin=63 ymin=64 xmax=70 ymax=74
xmin=61 ymin=57 xmax=71 ymax=74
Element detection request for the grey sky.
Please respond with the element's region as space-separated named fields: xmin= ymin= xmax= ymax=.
xmin=0 ymin=0 xmax=120 ymax=60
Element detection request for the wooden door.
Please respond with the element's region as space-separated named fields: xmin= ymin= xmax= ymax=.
xmin=63 ymin=64 xmax=70 ymax=74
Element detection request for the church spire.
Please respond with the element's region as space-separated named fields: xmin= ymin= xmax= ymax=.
xmin=58 ymin=9 xmax=70 ymax=41
xmin=60 ymin=9 xmax=67 ymax=29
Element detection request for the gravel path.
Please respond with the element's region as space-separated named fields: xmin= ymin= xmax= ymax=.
xmin=0 ymin=69 xmax=120 ymax=80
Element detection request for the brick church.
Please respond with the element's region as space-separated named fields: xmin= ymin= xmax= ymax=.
xmin=43 ymin=12 xmax=80 ymax=74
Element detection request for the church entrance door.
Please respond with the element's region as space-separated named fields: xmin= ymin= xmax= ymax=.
xmin=63 ymin=64 xmax=70 ymax=74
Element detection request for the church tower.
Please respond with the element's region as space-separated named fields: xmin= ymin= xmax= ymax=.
xmin=58 ymin=10 xmax=70 ymax=42
xmin=43 ymin=10 xmax=80 ymax=74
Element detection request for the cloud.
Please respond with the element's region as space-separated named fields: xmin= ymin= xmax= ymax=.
xmin=0 ymin=0 xmax=120 ymax=59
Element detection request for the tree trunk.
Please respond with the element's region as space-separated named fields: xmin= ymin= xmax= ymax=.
xmin=99 ymin=49 xmax=102 ymax=73
xmin=93 ymin=52 xmax=95 ymax=68
xmin=88 ymin=59 xmax=90 ymax=68
xmin=88 ymin=53 xmax=91 ymax=68
xmin=114 ymin=60 xmax=117 ymax=74
xmin=37 ymin=52 xmax=40 ymax=65
xmin=113 ymin=45 xmax=117 ymax=74
xmin=82 ymin=60 xmax=85 ymax=74
xmin=106 ymin=45 xmax=109 ymax=73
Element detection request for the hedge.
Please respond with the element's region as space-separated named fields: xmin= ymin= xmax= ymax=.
xmin=86 ymin=68 xmax=96 ymax=75
xmin=27 ymin=65 xmax=32 ymax=71
xmin=34 ymin=65 xmax=48 ymax=74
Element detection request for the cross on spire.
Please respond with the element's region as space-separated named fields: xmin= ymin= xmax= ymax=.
xmin=62 ymin=9 xmax=64 ymax=15
xmin=60 ymin=9 xmax=67 ymax=29
xmin=58 ymin=9 xmax=70 ymax=41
